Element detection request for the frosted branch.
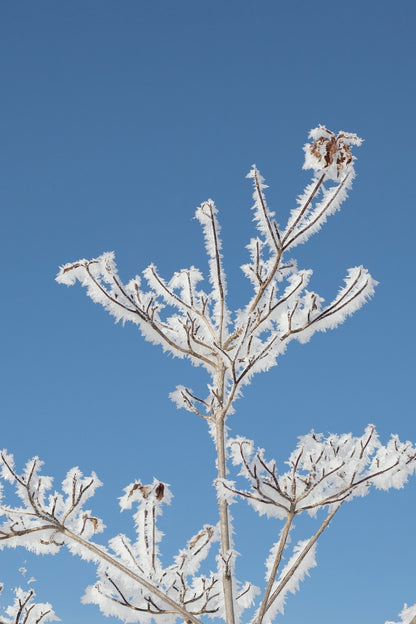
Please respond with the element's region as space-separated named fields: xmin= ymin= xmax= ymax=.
xmin=0 ymin=454 xmax=256 ymax=624
xmin=386 ymin=604 xmax=416 ymax=624
xmin=0 ymin=585 xmax=58 ymax=624
xmin=219 ymin=427 xmax=416 ymax=624
xmin=57 ymin=126 xmax=374 ymax=421
xmin=223 ymin=427 xmax=416 ymax=518
xmin=194 ymin=201 xmax=229 ymax=345
xmin=169 ymin=386 xmax=213 ymax=420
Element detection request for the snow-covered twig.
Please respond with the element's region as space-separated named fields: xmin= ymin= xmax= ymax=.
xmin=0 ymin=585 xmax=58 ymax=624
xmin=386 ymin=604 xmax=416 ymax=624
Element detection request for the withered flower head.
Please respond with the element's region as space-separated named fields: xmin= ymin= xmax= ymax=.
xmin=304 ymin=125 xmax=363 ymax=178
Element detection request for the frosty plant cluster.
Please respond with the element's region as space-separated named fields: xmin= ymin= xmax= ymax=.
xmin=0 ymin=585 xmax=57 ymax=624
xmin=1 ymin=126 xmax=415 ymax=624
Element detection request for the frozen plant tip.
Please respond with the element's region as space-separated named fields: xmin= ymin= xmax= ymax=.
xmin=1 ymin=127 xmax=413 ymax=623
xmin=304 ymin=126 xmax=362 ymax=179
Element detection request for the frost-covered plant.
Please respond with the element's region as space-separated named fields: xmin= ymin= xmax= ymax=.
xmin=0 ymin=126 xmax=414 ymax=623
xmin=386 ymin=605 xmax=416 ymax=624
xmin=0 ymin=584 xmax=58 ymax=624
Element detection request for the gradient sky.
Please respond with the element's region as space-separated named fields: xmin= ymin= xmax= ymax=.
xmin=1 ymin=2 xmax=415 ymax=623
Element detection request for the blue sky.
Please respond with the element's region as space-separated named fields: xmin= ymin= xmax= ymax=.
xmin=0 ymin=1 xmax=415 ymax=622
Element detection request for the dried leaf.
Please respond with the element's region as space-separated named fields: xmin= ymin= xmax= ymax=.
xmin=82 ymin=514 xmax=99 ymax=532
xmin=128 ymin=482 xmax=142 ymax=498
xmin=139 ymin=485 xmax=149 ymax=498
xmin=309 ymin=128 xmax=354 ymax=173
xmin=88 ymin=516 xmax=99 ymax=531
xmin=155 ymin=483 xmax=164 ymax=501
xmin=189 ymin=529 xmax=205 ymax=549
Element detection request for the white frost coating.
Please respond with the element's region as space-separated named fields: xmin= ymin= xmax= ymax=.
xmin=169 ymin=385 xmax=192 ymax=411
xmin=262 ymin=540 xmax=317 ymax=622
xmin=278 ymin=126 xmax=363 ymax=252
xmin=83 ymin=491 xmax=253 ymax=623
xmin=0 ymin=585 xmax=59 ymax=623
xmin=220 ymin=427 xmax=416 ymax=518
xmin=303 ymin=125 xmax=363 ymax=180
xmin=386 ymin=603 xmax=416 ymax=624
xmin=0 ymin=449 xmax=256 ymax=623
xmin=14 ymin=126 xmax=402 ymax=622
xmin=282 ymin=175 xmax=353 ymax=250
xmin=169 ymin=385 xmax=212 ymax=417
xmin=246 ymin=166 xmax=279 ymax=255
xmin=56 ymin=127 xmax=375 ymax=418
xmin=1 ymin=430 xmax=415 ymax=623
xmin=194 ymin=200 xmax=230 ymax=339
xmin=0 ymin=451 xmax=104 ymax=555
xmin=264 ymin=526 xmax=293 ymax=582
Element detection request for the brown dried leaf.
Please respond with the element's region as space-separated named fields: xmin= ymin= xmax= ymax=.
xmin=309 ymin=130 xmax=354 ymax=173
xmin=189 ymin=529 xmax=205 ymax=549
xmin=128 ymin=482 xmax=142 ymax=498
xmin=62 ymin=263 xmax=81 ymax=274
xmin=189 ymin=526 xmax=214 ymax=549
xmin=155 ymin=483 xmax=164 ymax=501
xmin=88 ymin=516 xmax=99 ymax=531
xmin=82 ymin=514 xmax=99 ymax=532
xmin=140 ymin=485 xmax=149 ymax=499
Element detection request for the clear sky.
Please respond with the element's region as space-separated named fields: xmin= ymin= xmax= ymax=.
xmin=0 ymin=1 xmax=415 ymax=623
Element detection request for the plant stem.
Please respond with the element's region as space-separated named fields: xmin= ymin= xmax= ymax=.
xmin=266 ymin=504 xmax=341 ymax=613
xmin=215 ymin=362 xmax=236 ymax=624
xmin=255 ymin=510 xmax=295 ymax=624
xmin=215 ymin=416 xmax=236 ymax=624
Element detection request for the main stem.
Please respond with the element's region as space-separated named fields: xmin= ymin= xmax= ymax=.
xmin=215 ymin=365 xmax=236 ymax=624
